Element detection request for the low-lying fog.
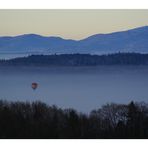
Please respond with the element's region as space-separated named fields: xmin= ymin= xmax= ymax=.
xmin=0 ymin=66 xmax=148 ymax=112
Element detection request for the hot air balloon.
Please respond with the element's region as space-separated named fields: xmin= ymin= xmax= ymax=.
xmin=31 ymin=82 xmax=38 ymax=90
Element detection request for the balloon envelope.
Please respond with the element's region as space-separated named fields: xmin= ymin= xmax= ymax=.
xmin=31 ymin=82 xmax=38 ymax=90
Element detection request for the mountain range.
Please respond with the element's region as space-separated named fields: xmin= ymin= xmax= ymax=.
xmin=0 ymin=26 xmax=148 ymax=54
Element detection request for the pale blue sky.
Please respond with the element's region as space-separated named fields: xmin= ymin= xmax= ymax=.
xmin=0 ymin=9 xmax=148 ymax=39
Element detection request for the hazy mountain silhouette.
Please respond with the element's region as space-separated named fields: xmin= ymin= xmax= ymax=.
xmin=0 ymin=26 xmax=148 ymax=54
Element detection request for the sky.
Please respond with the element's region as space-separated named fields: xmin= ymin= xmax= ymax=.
xmin=0 ymin=9 xmax=148 ymax=40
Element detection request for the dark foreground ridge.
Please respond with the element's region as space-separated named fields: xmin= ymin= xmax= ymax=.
xmin=0 ymin=100 xmax=148 ymax=139
xmin=1 ymin=53 xmax=148 ymax=66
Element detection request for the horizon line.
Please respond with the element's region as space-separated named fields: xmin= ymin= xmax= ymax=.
xmin=0 ymin=25 xmax=147 ymax=41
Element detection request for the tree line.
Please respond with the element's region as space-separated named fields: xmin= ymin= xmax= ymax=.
xmin=1 ymin=53 xmax=148 ymax=66
xmin=0 ymin=100 xmax=148 ymax=139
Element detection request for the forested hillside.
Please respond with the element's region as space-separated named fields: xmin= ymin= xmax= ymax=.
xmin=1 ymin=53 xmax=148 ymax=66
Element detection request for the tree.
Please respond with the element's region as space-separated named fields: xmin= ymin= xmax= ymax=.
xmin=126 ymin=101 xmax=146 ymax=138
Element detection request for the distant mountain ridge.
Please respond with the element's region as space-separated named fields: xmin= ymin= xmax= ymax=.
xmin=0 ymin=26 xmax=148 ymax=54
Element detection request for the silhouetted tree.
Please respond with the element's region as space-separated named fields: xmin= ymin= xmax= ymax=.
xmin=126 ymin=101 xmax=146 ymax=138
xmin=0 ymin=100 xmax=148 ymax=138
